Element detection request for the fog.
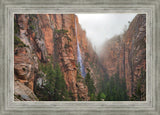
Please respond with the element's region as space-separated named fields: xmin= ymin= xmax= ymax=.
xmin=76 ymin=13 xmax=137 ymax=53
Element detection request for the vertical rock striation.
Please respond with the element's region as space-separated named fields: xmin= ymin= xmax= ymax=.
xmin=99 ymin=14 xmax=146 ymax=99
xmin=14 ymin=14 xmax=146 ymax=101
xmin=14 ymin=14 xmax=97 ymax=101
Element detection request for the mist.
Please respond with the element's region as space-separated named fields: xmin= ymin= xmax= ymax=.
xmin=76 ymin=13 xmax=137 ymax=53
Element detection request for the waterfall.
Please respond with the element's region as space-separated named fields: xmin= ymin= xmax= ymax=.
xmin=75 ymin=17 xmax=86 ymax=77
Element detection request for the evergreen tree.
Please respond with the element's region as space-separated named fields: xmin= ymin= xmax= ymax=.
xmin=53 ymin=64 xmax=71 ymax=101
xmin=35 ymin=62 xmax=55 ymax=100
xmin=99 ymin=72 xmax=129 ymax=101
xmin=34 ymin=62 xmax=71 ymax=101
xmin=130 ymin=70 xmax=146 ymax=101
xmin=90 ymin=93 xmax=96 ymax=101
xmin=85 ymin=68 xmax=96 ymax=97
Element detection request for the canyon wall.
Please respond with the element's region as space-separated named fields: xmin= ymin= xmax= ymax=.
xmin=99 ymin=14 xmax=146 ymax=99
xmin=14 ymin=14 xmax=99 ymax=101
xmin=14 ymin=14 xmax=146 ymax=101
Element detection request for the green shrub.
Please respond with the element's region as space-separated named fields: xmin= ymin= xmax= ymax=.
xmin=54 ymin=29 xmax=71 ymax=41
xmin=97 ymin=92 xmax=106 ymax=101
xmin=28 ymin=15 xmax=36 ymax=32
xmin=29 ymin=24 xmax=35 ymax=31
xmin=90 ymin=93 xmax=97 ymax=101
xmin=64 ymin=44 xmax=70 ymax=49
xmin=76 ymin=73 xmax=83 ymax=82
xmin=14 ymin=21 xmax=19 ymax=34
xmin=55 ymin=29 xmax=68 ymax=34
xmin=14 ymin=35 xmax=28 ymax=48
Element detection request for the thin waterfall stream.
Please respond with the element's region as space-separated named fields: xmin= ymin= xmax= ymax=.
xmin=75 ymin=17 xmax=86 ymax=77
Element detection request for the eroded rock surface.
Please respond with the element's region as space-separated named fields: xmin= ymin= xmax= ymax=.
xmin=99 ymin=14 xmax=146 ymax=99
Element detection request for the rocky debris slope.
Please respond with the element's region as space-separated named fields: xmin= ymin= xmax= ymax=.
xmin=14 ymin=80 xmax=38 ymax=101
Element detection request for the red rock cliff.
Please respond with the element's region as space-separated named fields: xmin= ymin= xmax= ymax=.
xmin=14 ymin=14 xmax=97 ymax=101
xmin=14 ymin=14 xmax=146 ymax=101
xmin=99 ymin=14 xmax=146 ymax=99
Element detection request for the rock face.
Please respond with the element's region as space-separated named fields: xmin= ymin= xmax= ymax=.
xmin=14 ymin=14 xmax=96 ymax=101
xmin=75 ymin=17 xmax=103 ymax=93
xmin=14 ymin=80 xmax=38 ymax=101
xmin=14 ymin=47 xmax=38 ymax=91
xmin=14 ymin=14 xmax=146 ymax=101
xmin=99 ymin=14 xmax=146 ymax=99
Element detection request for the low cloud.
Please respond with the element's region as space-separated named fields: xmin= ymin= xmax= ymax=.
xmin=76 ymin=13 xmax=137 ymax=53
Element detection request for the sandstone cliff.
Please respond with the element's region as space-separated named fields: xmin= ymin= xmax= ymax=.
xmin=99 ymin=14 xmax=146 ymax=100
xmin=14 ymin=14 xmax=99 ymax=101
xmin=14 ymin=14 xmax=146 ymax=101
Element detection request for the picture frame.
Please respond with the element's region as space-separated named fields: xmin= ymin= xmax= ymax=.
xmin=0 ymin=0 xmax=160 ymax=115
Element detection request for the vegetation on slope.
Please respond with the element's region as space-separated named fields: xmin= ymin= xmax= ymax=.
xmin=34 ymin=62 xmax=73 ymax=101
xmin=14 ymin=35 xmax=28 ymax=48
xmin=85 ymin=68 xmax=96 ymax=98
xmin=98 ymin=72 xmax=129 ymax=101
xmin=130 ymin=70 xmax=146 ymax=101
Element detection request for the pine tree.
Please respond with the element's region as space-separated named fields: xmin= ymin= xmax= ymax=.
xmin=35 ymin=62 xmax=71 ymax=101
xmin=99 ymin=72 xmax=129 ymax=101
xmin=130 ymin=70 xmax=146 ymax=101
xmin=90 ymin=93 xmax=96 ymax=101
xmin=85 ymin=68 xmax=96 ymax=97
xmin=53 ymin=64 xmax=70 ymax=101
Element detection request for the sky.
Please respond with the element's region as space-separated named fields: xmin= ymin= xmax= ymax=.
xmin=76 ymin=13 xmax=137 ymax=53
